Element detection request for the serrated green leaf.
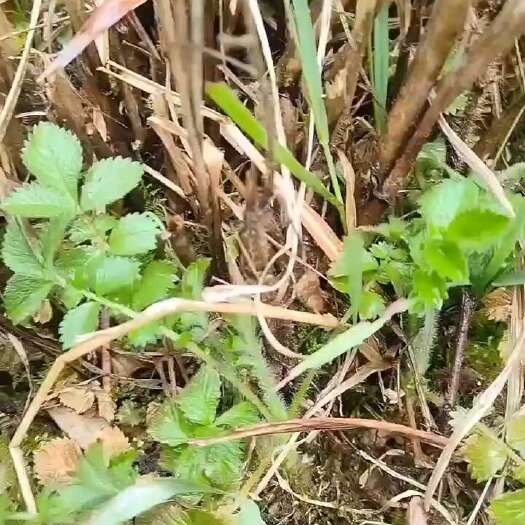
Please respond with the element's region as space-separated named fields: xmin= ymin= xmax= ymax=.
xmin=215 ymin=402 xmax=259 ymax=428
xmin=3 ymin=182 xmax=75 ymax=218
xmin=1 ymin=220 xmax=42 ymax=276
xmin=419 ymin=178 xmax=479 ymax=228
xmin=128 ymin=322 xmax=163 ymax=347
xmin=206 ymin=83 xmax=339 ymax=208
xmin=59 ymin=302 xmax=101 ymax=349
xmin=80 ymin=157 xmax=143 ymax=212
xmin=41 ymin=216 xmax=70 ymax=265
xmin=358 ymin=290 xmax=385 ymax=320
xmin=148 ymin=402 xmax=191 ymax=446
xmin=68 ymin=215 xmax=117 ymax=244
xmin=177 ymin=367 xmax=221 ymax=425
xmin=446 ymin=210 xmax=510 ymax=250
xmin=464 ymin=434 xmax=507 ymax=482
xmin=507 ymin=415 xmax=525 ymax=456
xmin=85 ymin=478 xmax=208 ymax=525
xmin=236 ymin=500 xmax=266 ymax=525
xmin=422 ymin=239 xmax=468 ymax=282
xmin=411 ymin=270 xmax=447 ymax=310
xmin=3 ymin=274 xmax=53 ymax=323
xmin=132 ymin=260 xmax=176 ymax=311
xmin=181 ymin=259 xmax=210 ymax=299
xmin=109 ymin=213 xmax=160 ymax=256
xmin=490 ymin=489 xmax=525 ymax=525
xmin=23 ymin=122 xmax=82 ymax=197
xmin=90 ymin=255 xmax=141 ymax=295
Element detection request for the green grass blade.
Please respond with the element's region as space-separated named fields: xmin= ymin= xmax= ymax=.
xmin=371 ymin=3 xmax=389 ymax=134
xmin=290 ymin=0 xmax=343 ymax=204
xmin=207 ymin=82 xmax=340 ymax=209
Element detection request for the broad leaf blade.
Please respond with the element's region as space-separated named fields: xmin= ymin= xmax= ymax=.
xmin=215 ymin=402 xmax=259 ymax=428
xmin=23 ymin=122 xmax=82 ymax=197
xmin=148 ymin=402 xmax=190 ymax=447
xmin=3 ymin=183 xmax=74 ymax=218
xmin=490 ymin=489 xmax=525 ymax=525
xmin=90 ymin=255 xmax=141 ymax=295
xmin=85 ymin=478 xmax=208 ymax=525
xmin=422 ymin=239 xmax=468 ymax=282
xmin=177 ymin=366 xmax=221 ymax=425
xmin=109 ymin=213 xmax=160 ymax=256
xmin=80 ymin=157 xmax=143 ymax=212
xmin=236 ymin=500 xmax=266 ymax=525
xmin=463 ymin=434 xmax=507 ymax=482
xmin=4 ymin=274 xmax=53 ymax=323
xmin=446 ymin=210 xmax=510 ymax=249
xmin=1 ymin=220 xmax=43 ymax=277
xmin=59 ymin=302 xmax=101 ymax=349
xmin=132 ymin=260 xmax=175 ymax=310
xmin=507 ymin=415 xmax=525 ymax=456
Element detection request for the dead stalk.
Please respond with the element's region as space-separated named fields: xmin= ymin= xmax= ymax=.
xmin=379 ymin=0 xmax=471 ymax=177
xmin=189 ymin=416 xmax=448 ymax=448
xmin=382 ymin=0 xmax=525 ymax=201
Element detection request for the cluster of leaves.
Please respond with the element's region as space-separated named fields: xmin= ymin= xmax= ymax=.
xmin=148 ymin=366 xmax=259 ymax=493
xmin=0 ymin=368 xmax=266 ymax=524
xmin=0 ymin=123 xmax=212 ymax=349
xmin=462 ymin=414 xmax=525 ymax=524
xmin=330 ymin=143 xmax=525 ymax=319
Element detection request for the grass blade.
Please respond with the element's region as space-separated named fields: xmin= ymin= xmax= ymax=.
xmin=207 ymin=82 xmax=340 ymax=209
xmin=290 ymin=0 xmax=343 ymax=204
xmin=371 ymin=3 xmax=389 ymax=134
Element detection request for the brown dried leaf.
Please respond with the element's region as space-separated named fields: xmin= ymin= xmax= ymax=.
xmin=482 ymin=288 xmax=512 ymax=322
xmin=296 ymin=270 xmax=326 ymax=314
xmin=47 ymin=406 xmax=109 ymax=449
xmin=97 ymin=426 xmax=130 ymax=459
xmin=59 ymin=386 xmax=95 ymax=414
xmin=95 ymin=388 xmax=116 ymax=422
xmin=33 ymin=438 xmax=82 ymax=486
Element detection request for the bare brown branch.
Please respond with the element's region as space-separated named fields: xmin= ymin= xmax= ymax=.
xmin=382 ymin=0 xmax=525 ymax=201
xmin=379 ymin=0 xmax=471 ymax=177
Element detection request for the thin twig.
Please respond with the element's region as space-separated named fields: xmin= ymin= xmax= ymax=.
xmin=189 ymin=416 xmax=448 ymax=448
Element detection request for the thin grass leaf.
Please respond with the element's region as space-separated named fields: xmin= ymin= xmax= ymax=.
xmin=290 ymin=0 xmax=343 ymax=203
xmin=207 ymin=83 xmax=340 ymax=209
xmin=371 ymin=3 xmax=389 ymax=134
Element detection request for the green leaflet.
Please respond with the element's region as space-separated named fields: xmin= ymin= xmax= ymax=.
xmin=177 ymin=367 xmax=221 ymax=426
xmin=490 ymin=489 xmax=525 ymax=525
xmin=463 ymin=433 xmax=507 ymax=482
xmin=507 ymin=415 xmax=525 ymax=456
xmin=59 ymin=301 xmax=101 ymax=349
xmin=80 ymin=157 xmax=143 ymax=212
xmin=1 ymin=220 xmax=43 ymax=277
xmin=132 ymin=260 xmax=176 ymax=311
xmin=23 ymin=122 xmax=83 ymax=198
xmin=3 ymin=274 xmax=53 ymax=323
xmin=2 ymin=182 xmax=75 ymax=218
xmin=236 ymin=500 xmax=266 ymax=525
xmin=109 ymin=213 xmax=160 ymax=256
xmin=85 ymin=478 xmax=210 ymax=525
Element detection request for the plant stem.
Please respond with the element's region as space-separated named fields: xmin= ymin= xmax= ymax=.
xmin=81 ymin=290 xmax=274 ymax=419
xmin=448 ymin=289 xmax=474 ymax=406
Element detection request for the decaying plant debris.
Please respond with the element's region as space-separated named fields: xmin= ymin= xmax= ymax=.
xmin=1 ymin=0 xmax=525 ymax=523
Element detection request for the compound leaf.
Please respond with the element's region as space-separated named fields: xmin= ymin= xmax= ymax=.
xmin=59 ymin=302 xmax=101 ymax=349
xmin=80 ymin=157 xmax=143 ymax=212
